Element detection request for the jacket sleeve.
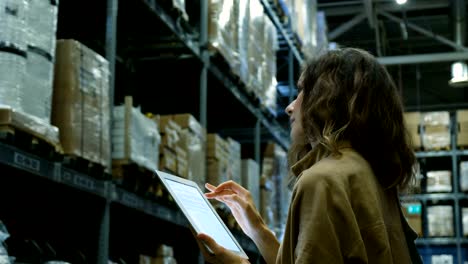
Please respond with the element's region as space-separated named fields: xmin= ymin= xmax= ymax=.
xmin=288 ymin=173 xmax=368 ymax=264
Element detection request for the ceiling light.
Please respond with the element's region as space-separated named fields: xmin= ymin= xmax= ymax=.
xmin=449 ymin=61 xmax=468 ymax=87
xmin=396 ymin=0 xmax=407 ymax=5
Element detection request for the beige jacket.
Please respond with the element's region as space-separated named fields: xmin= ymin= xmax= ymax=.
xmin=276 ymin=148 xmax=413 ymax=263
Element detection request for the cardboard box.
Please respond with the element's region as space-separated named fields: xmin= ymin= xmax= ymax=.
xmin=172 ymin=113 xmax=205 ymax=140
xmin=427 ymin=205 xmax=454 ymax=237
xmin=457 ymin=110 xmax=468 ymax=123
xmin=227 ymin=137 xmax=242 ymax=183
xmin=463 ymin=207 xmax=468 ymax=236
xmin=241 ymin=159 xmax=260 ymax=209
xmin=175 ymin=146 xmax=188 ymax=178
xmin=207 ymin=158 xmax=228 ymax=186
xmin=52 ymin=39 xmax=110 ymax=169
xmin=159 ymin=147 xmax=177 ymax=173
xmin=207 ymin=134 xmax=229 ymax=160
xmin=404 ymin=112 xmax=421 ymax=125
xmin=402 ymin=202 xmax=423 ymax=237
xmin=427 ymin=171 xmax=452 ymax=193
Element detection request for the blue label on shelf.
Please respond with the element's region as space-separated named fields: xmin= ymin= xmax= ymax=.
xmin=121 ymin=192 xmax=145 ymax=209
xmin=13 ymin=152 xmax=40 ymax=172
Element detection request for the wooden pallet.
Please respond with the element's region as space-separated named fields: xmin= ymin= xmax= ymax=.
xmin=423 ymin=146 xmax=451 ymax=152
xmin=0 ymin=124 xmax=61 ymax=161
xmin=112 ymin=160 xmax=175 ymax=205
xmin=63 ymin=155 xmax=110 ymax=180
xmin=0 ymin=108 xmax=62 ymax=157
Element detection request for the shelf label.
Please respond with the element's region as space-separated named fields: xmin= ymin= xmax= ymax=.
xmin=121 ymin=192 xmax=144 ymax=209
xmin=14 ymin=152 xmax=40 ymax=172
xmin=62 ymin=169 xmax=96 ymax=192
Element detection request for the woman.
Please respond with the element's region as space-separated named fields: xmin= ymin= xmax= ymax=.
xmin=197 ymin=48 xmax=421 ymax=263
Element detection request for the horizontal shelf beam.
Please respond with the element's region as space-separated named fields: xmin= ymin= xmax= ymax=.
xmin=259 ymin=0 xmax=304 ymax=64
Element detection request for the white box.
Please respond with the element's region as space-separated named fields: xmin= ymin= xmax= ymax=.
xmin=426 ymin=171 xmax=452 ymax=193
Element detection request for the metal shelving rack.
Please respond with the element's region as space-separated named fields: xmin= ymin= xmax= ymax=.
xmin=401 ymin=112 xmax=468 ymax=264
xmin=0 ymin=0 xmax=302 ymax=263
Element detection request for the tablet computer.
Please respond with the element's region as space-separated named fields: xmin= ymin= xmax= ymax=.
xmin=155 ymin=170 xmax=248 ymax=259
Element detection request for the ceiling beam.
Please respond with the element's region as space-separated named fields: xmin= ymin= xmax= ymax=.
xmin=328 ymin=12 xmax=367 ymax=40
xmin=377 ymin=51 xmax=468 ymax=65
xmin=320 ymin=0 xmax=449 ymax=17
xmin=379 ymin=11 xmax=468 ymax=52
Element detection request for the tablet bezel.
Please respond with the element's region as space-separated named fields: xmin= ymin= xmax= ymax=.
xmin=155 ymin=170 xmax=249 ymax=259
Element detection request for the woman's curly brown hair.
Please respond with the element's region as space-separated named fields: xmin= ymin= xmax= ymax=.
xmin=298 ymin=48 xmax=416 ymax=190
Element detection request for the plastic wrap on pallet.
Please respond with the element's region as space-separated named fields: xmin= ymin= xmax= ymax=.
xmin=427 ymin=205 xmax=454 ymax=237
xmin=247 ymin=0 xmax=264 ymax=95
xmin=25 ymin=0 xmax=58 ymax=56
xmin=0 ymin=220 xmax=12 ymax=264
xmin=208 ymin=0 xmax=237 ymax=68
xmin=426 ymin=170 xmax=452 ymax=193
xmin=422 ymin=111 xmax=450 ymax=126
xmin=52 ymin=40 xmax=110 ymax=169
xmin=262 ymin=17 xmax=278 ymax=111
xmin=315 ymin=11 xmax=328 ymax=54
xmin=172 ymin=0 xmax=188 ymax=21
xmin=21 ymin=49 xmax=54 ymax=123
xmin=234 ymin=0 xmax=249 ymax=86
xmin=0 ymin=52 xmax=26 ymax=110
xmin=0 ymin=0 xmax=28 ymax=50
xmin=0 ymin=105 xmax=59 ymax=146
xmin=112 ymin=106 xmax=161 ymax=171
xmin=422 ymin=126 xmax=451 ymax=150
xmin=227 ymin=137 xmax=241 ymax=184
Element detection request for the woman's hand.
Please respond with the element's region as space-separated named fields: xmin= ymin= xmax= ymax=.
xmin=196 ymin=233 xmax=249 ymax=264
xmin=205 ymin=181 xmax=280 ymax=264
xmin=205 ymin=181 xmax=264 ymax=240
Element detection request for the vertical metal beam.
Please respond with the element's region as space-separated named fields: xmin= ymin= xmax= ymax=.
xmin=105 ymin=0 xmax=118 ymax=113
xmin=374 ymin=19 xmax=382 ymax=56
xmin=328 ymin=12 xmax=366 ymax=40
xmin=363 ymin=0 xmax=375 ymax=28
xmin=101 ymin=0 xmax=117 ymax=263
xmin=379 ymin=11 xmax=468 ymax=52
xmin=450 ymin=113 xmax=462 ymax=264
xmin=255 ymin=116 xmax=261 ymax=174
xmin=288 ymin=50 xmax=295 ymax=104
xmin=199 ymin=0 xmax=208 ymax=128
xmin=97 ymin=200 xmax=111 ymax=264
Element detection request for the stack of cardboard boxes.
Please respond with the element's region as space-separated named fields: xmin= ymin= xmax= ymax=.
xmin=157 ymin=114 xmax=206 ymax=188
xmin=403 ymin=112 xmax=422 ymax=150
xmin=227 ymin=137 xmax=242 ymax=184
xmin=460 ymin=162 xmax=468 ymax=192
xmin=207 ymin=134 xmax=230 ymax=186
xmin=457 ymin=110 xmax=468 ymax=148
xmin=172 ymin=114 xmax=206 ymax=186
xmin=157 ymin=115 xmax=182 ymax=175
xmin=52 ymin=39 xmax=110 ymax=170
xmin=422 ymin=111 xmax=451 ymax=150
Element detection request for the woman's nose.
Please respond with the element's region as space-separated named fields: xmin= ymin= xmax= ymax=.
xmin=285 ymin=100 xmax=295 ymax=116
